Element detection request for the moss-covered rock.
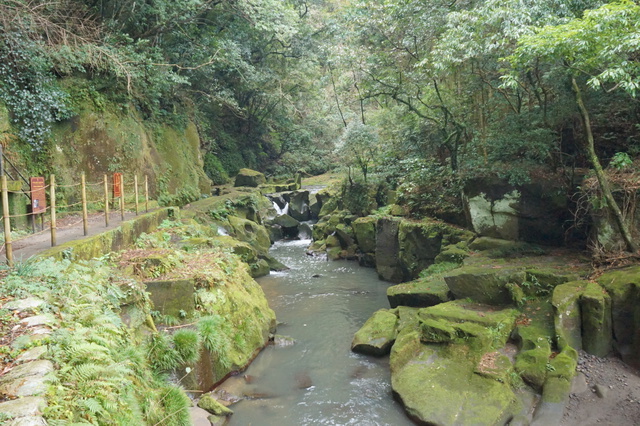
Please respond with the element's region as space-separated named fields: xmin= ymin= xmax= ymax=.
xmin=581 ymin=281 xmax=612 ymax=357
xmin=146 ymin=279 xmax=196 ymax=318
xmin=391 ymin=344 xmax=518 ymax=425
xmin=435 ymin=244 xmax=470 ymax=264
xmin=418 ymin=301 xmax=518 ymax=350
xmin=552 ymin=281 xmax=586 ymax=351
xmin=596 ymin=266 xmax=640 ymax=367
xmin=443 ymin=267 xmax=525 ymax=305
xmin=352 ymin=216 xmax=377 ymax=253
xmin=234 ymin=168 xmax=266 ymax=187
xmin=387 ymin=277 xmax=451 ymax=309
xmin=351 ymin=309 xmax=398 ymax=356
xmin=198 ymin=394 xmax=233 ymax=416
xmin=420 ymin=318 xmax=458 ymax=343
xmin=227 ymin=215 xmax=271 ymax=255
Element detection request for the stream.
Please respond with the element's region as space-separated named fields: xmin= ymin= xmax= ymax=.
xmin=217 ymin=238 xmax=413 ymax=425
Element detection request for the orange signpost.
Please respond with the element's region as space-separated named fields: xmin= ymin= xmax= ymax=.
xmin=30 ymin=177 xmax=46 ymax=214
xmin=113 ymin=173 xmax=122 ymax=198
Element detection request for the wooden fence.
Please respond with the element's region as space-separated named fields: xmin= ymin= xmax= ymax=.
xmin=1 ymin=173 xmax=151 ymax=267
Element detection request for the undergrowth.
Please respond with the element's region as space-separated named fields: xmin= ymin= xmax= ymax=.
xmin=1 ymin=258 xmax=191 ymax=425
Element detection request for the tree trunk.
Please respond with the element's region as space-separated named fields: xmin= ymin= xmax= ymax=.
xmin=572 ymin=76 xmax=637 ymax=253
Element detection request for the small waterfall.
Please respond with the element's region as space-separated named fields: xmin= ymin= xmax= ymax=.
xmin=273 ymin=201 xmax=290 ymax=216
xmin=217 ymin=226 xmax=229 ymax=236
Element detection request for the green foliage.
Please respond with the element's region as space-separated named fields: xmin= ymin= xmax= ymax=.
xmin=204 ymin=152 xmax=230 ymax=185
xmin=419 ymin=262 xmax=461 ymax=279
xmin=0 ymin=258 xmax=190 ymax=425
xmin=158 ymin=185 xmax=200 ymax=207
xmin=610 ymin=152 xmax=633 ymax=170
xmin=396 ymin=158 xmax=463 ymax=219
xmin=198 ymin=315 xmax=233 ymax=370
xmin=172 ymin=329 xmax=202 ymax=365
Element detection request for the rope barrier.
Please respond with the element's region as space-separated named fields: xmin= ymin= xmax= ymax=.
xmin=56 ymin=182 xmax=83 ymax=188
xmin=3 ymin=173 xmax=152 ymax=264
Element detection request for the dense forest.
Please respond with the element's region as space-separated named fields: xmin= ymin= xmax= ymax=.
xmin=1 ymin=0 xmax=640 ymax=251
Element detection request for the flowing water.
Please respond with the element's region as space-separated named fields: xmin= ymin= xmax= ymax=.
xmin=217 ymin=239 xmax=413 ymax=426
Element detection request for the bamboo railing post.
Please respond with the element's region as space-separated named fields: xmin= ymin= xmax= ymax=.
xmin=81 ymin=173 xmax=88 ymax=236
xmin=134 ymin=174 xmax=139 ymax=216
xmin=2 ymin=175 xmax=13 ymax=267
xmin=104 ymin=175 xmax=109 ymax=227
xmin=145 ymin=175 xmax=149 ymax=212
xmin=120 ymin=175 xmax=125 ymax=221
xmin=50 ymin=175 xmax=56 ymax=247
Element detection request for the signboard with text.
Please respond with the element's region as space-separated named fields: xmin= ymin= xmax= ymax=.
xmin=30 ymin=177 xmax=46 ymax=214
xmin=113 ymin=173 xmax=122 ymax=198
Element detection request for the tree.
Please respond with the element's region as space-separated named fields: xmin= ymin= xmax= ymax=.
xmin=336 ymin=121 xmax=379 ymax=183
xmin=507 ymin=0 xmax=640 ymax=252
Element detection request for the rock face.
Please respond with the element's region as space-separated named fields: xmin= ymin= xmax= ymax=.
xmin=375 ymin=218 xmax=403 ymax=282
xmin=463 ymin=177 xmax=570 ymax=245
xmin=234 ymin=168 xmax=266 ymax=187
xmin=597 ymin=266 xmax=640 ymax=367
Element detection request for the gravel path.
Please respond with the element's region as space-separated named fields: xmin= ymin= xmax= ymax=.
xmin=562 ymin=351 xmax=640 ymax=425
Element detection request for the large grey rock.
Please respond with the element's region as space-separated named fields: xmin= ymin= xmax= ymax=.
xmin=0 ymin=396 xmax=46 ymax=417
xmin=234 ymin=168 xmax=266 ymax=187
xmin=7 ymin=416 xmax=47 ymax=426
xmin=463 ymin=177 xmax=570 ymax=245
xmin=0 ymin=361 xmax=53 ymax=384
xmin=190 ymin=406 xmax=214 ymax=426
xmin=288 ymin=191 xmax=310 ymax=222
xmin=352 ymin=217 xmax=376 ymax=253
xmin=0 ymin=374 xmax=48 ymax=397
xmin=15 ymin=347 xmax=47 ymax=364
xmin=20 ymin=315 xmax=55 ymax=328
xmin=3 ymin=298 xmax=45 ymax=312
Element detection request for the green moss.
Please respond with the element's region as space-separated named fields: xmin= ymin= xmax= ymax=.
xmin=352 ymin=309 xmax=399 ymax=356
xmin=352 ymin=216 xmax=377 ymax=253
xmin=387 ymin=276 xmax=451 ymax=309
xmin=552 ymin=281 xmax=587 ymax=351
xmin=391 ymin=344 xmax=518 ymax=425
xmin=581 ymin=281 xmax=613 ymax=357
xmin=198 ymin=394 xmax=233 ymax=416
xmin=420 ymin=318 xmax=457 ymax=343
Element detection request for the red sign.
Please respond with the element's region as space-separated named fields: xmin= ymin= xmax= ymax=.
xmin=30 ymin=177 xmax=46 ymax=214
xmin=113 ymin=173 xmax=123 ymax=198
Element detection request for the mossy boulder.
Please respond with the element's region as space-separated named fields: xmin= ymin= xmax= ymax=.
xmin=444 ymin=267 xmax=526 ymax=305
xmin=352 ymin=216 xmax=377 ymax=253
xmin=234 ymin=168 xmax=266 ymax=187
xmin=227 ymin=215 xmax=271 ymax=255
xmin=596 ymin=266 xmax=640 ymax=367
xmin=351 ymin=309 xmax=398 ymax=356
xmin=387 ymin=277 xmax=451 ymax=309
xmin=581 ymin=281 xmax=612 ymax=357
xmin=391 ymin=344 xmax=518 ymax=425
xmin=552 ymin=281 xmax=587 ymax=351
xmin=469 ymin=237 xmax=523 ymax=252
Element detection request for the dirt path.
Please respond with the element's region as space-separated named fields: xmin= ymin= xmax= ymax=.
xmin=562 ymin=351 xmax=640 ymax=425
xmin=6 ymin=210 xmax=145 ymax=262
